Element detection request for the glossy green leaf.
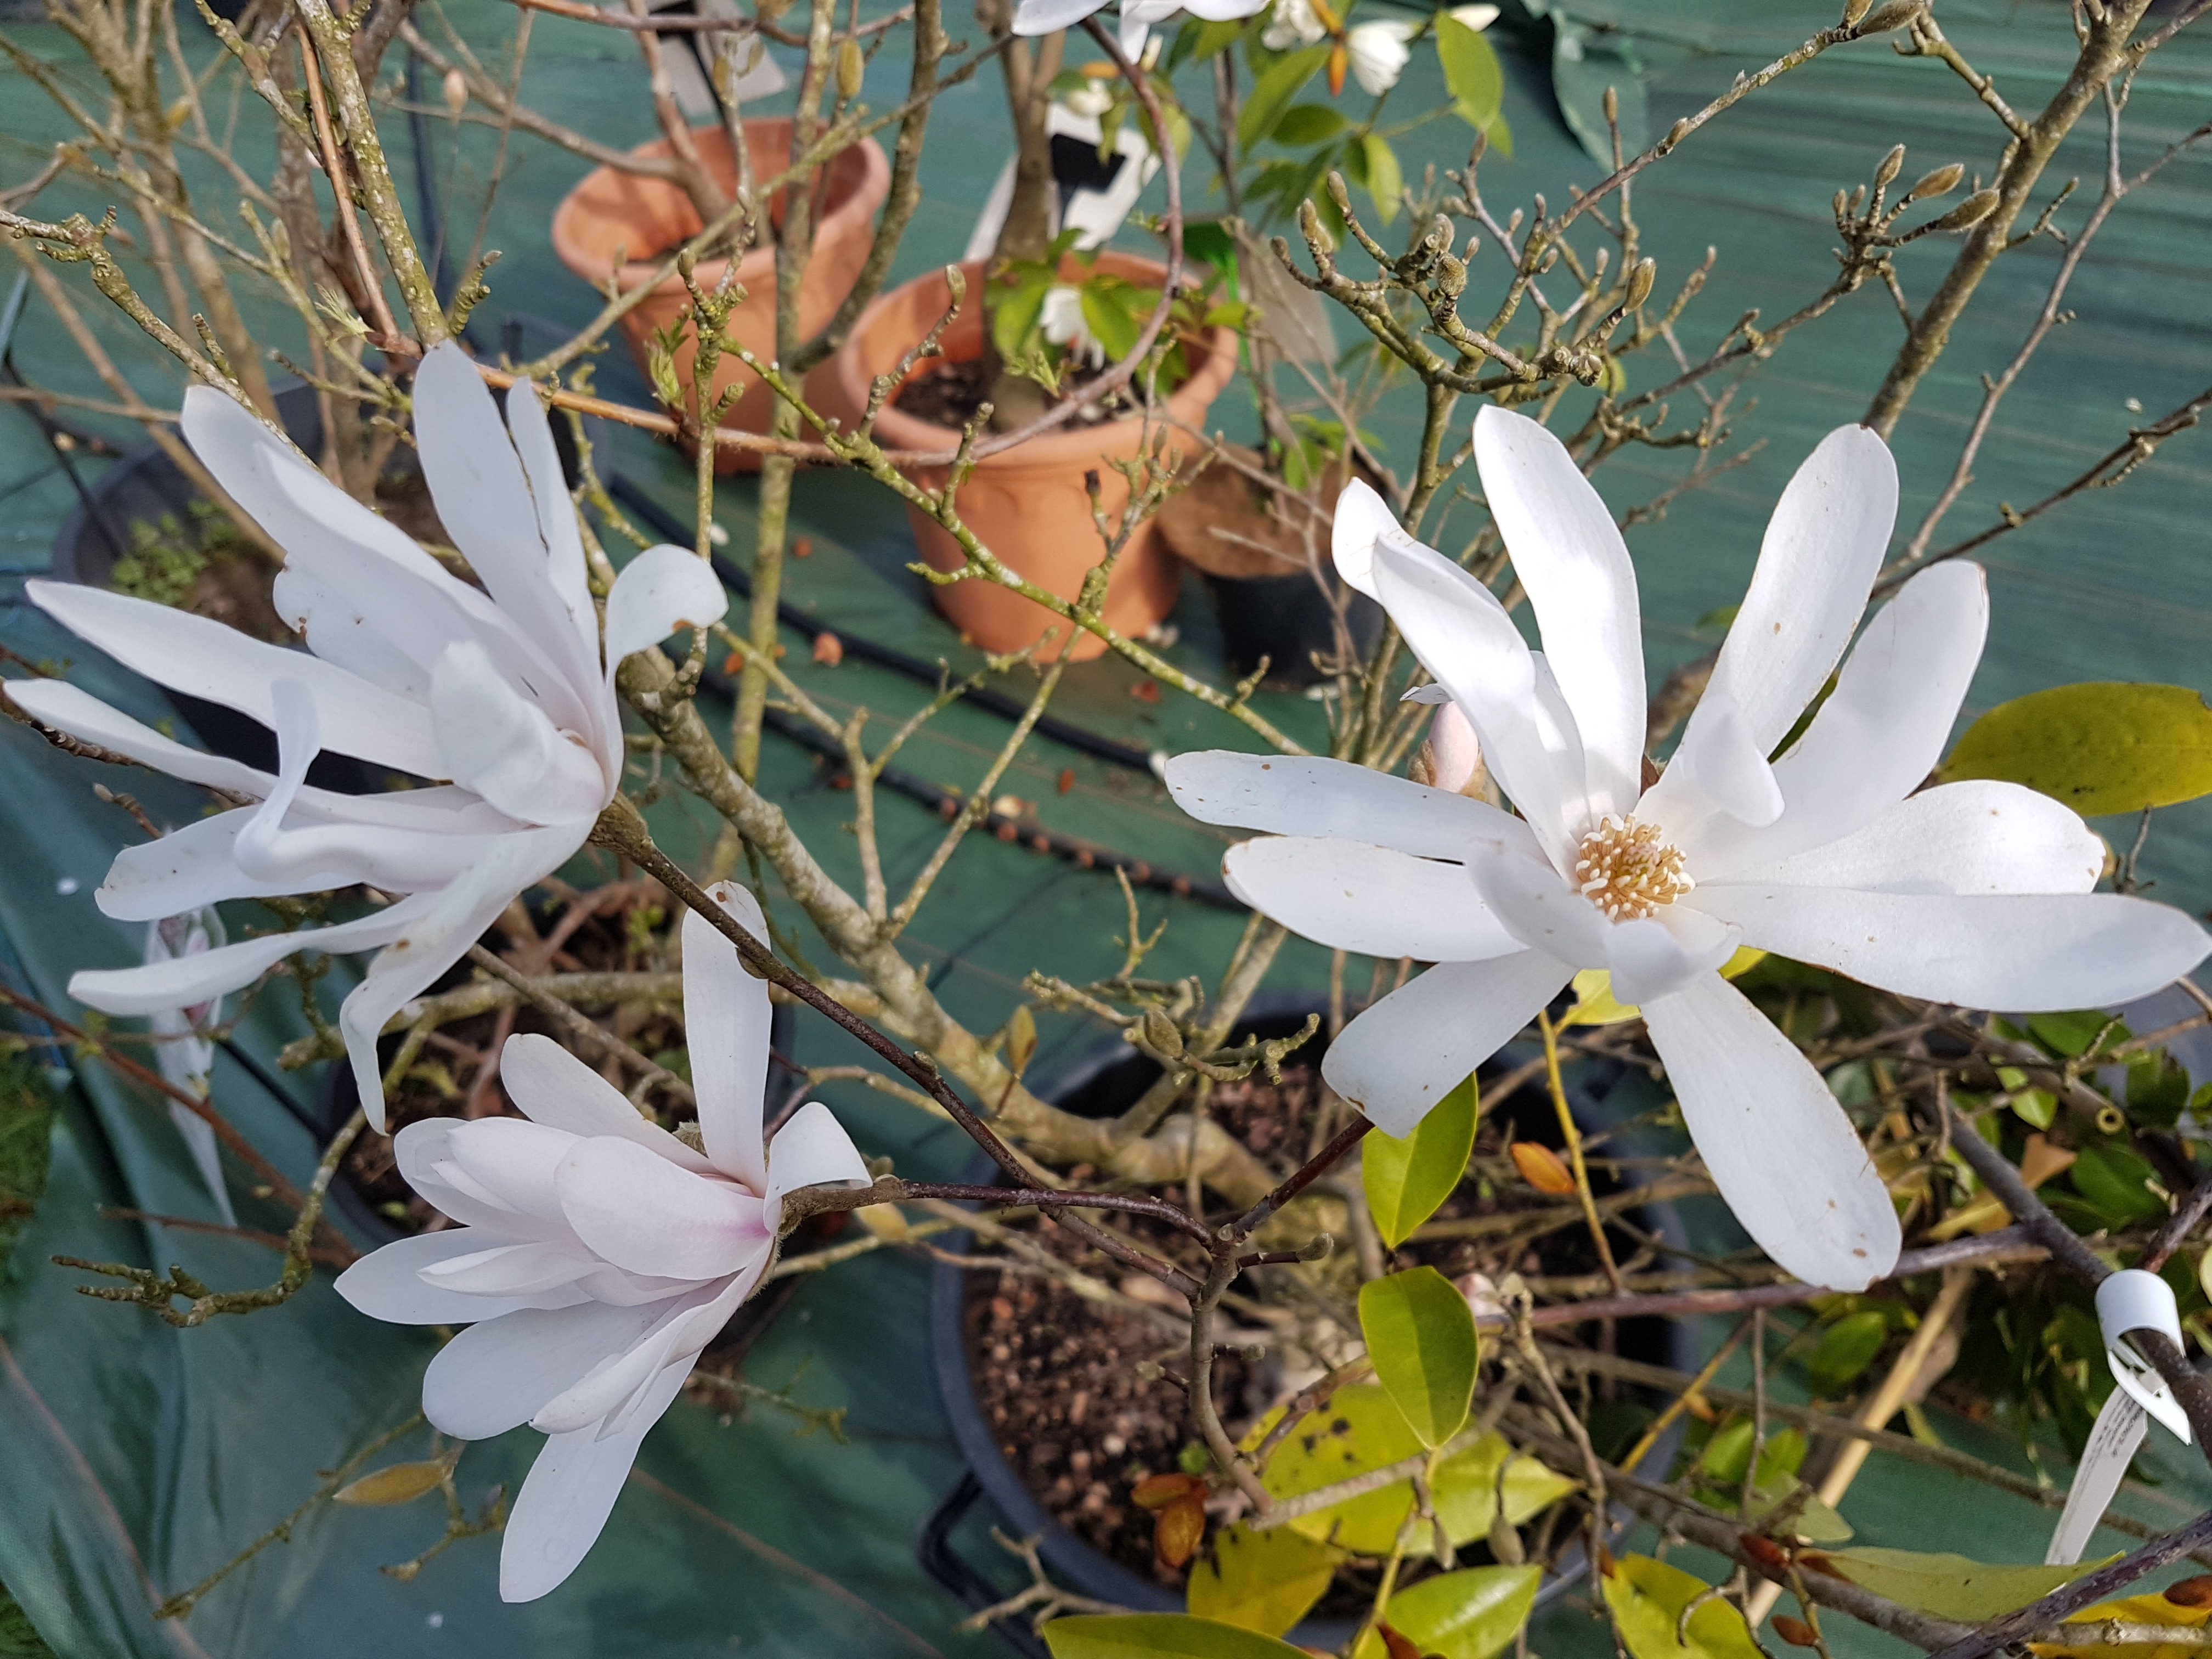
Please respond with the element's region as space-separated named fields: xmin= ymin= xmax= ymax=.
xmin=2069 ymin=1143 xmax=2168 ymax=1227
xmin=1808 ymin=1549 xmax=2117 ymax=1622
xmin=1359 ymin=1267 xmax=1477 ymax=1448
xmin=1364 ymin=1073 xmax=1477 ymax=1249
xmin=1270 ymin=103 xmax=1350 ymax=148
xmin=1185 ymin=1524 xmax=1335 ymax=1638
xmin=1806 ymin=1310 xmax=1891 ymax=1397
xmin=1352 ymin=1566 xmax=1541 ymax=1659
xmin=1436 ymin=16 xmax=1504 ymax=128
xmin=2129 ymin=1051 xmax=2192 ymax=1129
xmin=1360 ymin=134 xmax=1404 ymax=224
xmin=2028 ymin=1009 xmax=2129 ymax=1058
xmin=1239 ymin=44 xmax=1331 ymax=150
xmin=1939 ymin=682 xmax=2212 ymax=815
xmin=1043 ymin=1612 xmax=1310 ymax=1658
xmin=1602 ymin=1555 xmax=1765 ymax=1659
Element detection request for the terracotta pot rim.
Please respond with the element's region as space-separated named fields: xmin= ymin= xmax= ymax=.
xmin=844 ymin=254 xmax=1243 ymax=467
xmin=550 ymin=120 xmax=890 ymax=295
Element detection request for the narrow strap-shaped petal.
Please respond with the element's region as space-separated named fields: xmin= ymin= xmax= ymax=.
xmin=1331 ymin=477 xmax=1411 ymax=600
xmin=443 ymin=1116 xmax=585 ymax=1224
xmin=555 ymin=1138 xmax=770 ymax=1279
xmin=763 ymin=1102 xmax=872 ymax=1227
xmin=430 ymin=639 xmax=610 ymax=826
xmin=4 ymin=678 xmax=272 ymax=798
xmin=681 ymin=881 xmax=772 ymax=1189
xmin=1011 ymin=0 xmax=1103 ymax=33
xmin=1164 ymin=750 xmax=1533 ymax=863
xmin=1463 ymin=838 xmax=1611 ymax=968
xmin=602 ymin=545 xmax=730 ymax=675
xmin=500 ymin=1034 xmax=715 ymax=1171
xmin=422 ymin=1299 xmax=672 ymax=1441
xmin=1605 ymin=908 xmax=1740 ymax=1007
xmin=1322 ymin=951 xmax=1573 ymax=1136
xmin=336 ymin=1228 xmax=589 ymax=1324
xmin=501 ymin=372 xmax=603 ymax=689
xmin=1637 ymin=686 xmax=1782 ymax=844
xmin=26 ymin=579 xmax=442 ymax=777
xmin=98 ymin=808 xmax=319 ymax=921
xmin=1223 ymin=836 xmax=1524 ymax=962
xmin=417 ymin=1240 xmax=603 ymax=1297
xmin=1644 ymin=972 xmax=1900 ymax=1290
xmin=1689 ymin=883 xmax=2212 ymax=1012
xmin=1474 ymin=405 xmax=1645 ymax=821
xmin=529 ymin=1275 xmax=753 ymax=1436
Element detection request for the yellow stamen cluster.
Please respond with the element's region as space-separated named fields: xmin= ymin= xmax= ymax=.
xmin=1572 ymin=816 xmax=1691 ymax=921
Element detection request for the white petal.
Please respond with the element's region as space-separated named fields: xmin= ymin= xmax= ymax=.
xmin=531 ymin=1276 xmax=753 ymax=1437
xmin=1721 ymin=781 xmax=2104 ymax=896
xmin=499 ymin=1357 xmax=690 ymax=1603
xmin=1643 ymin=973 xmax=1900 ymax=1291
xmin=25 ymin=579 xmax=442 ymax=777
xmin=444 ymin=1116 xmax=585 ymax=1223
xmin=338 ymin=822 xmax=590 ymax=1128
xmin=1330 ymin=478 xmax=1403 ymax=600
xmin=1473 ymin=406 xmax=1645 ymax=820
xmin=271 ymin=562 xmax=431 ymax=702
xmin=763 ymin=1102 xmax=871 ymax=1226
xmin=1637 ymin=687 xmax=1781 ymax=842
xmin=336 ymin=1228 xmax=584 ymax=1324
xmin=1012 ymin=0 xmax=1102 ymax=32
xmin=1690 ymin=884 xmax=2212 ymax=1011
xmin=681 ymin=881 xmax=773 ymax=1189
xmin=166 ymin=1103 xmax=234 ymax=1226
xmin=1430 ymin=701 xmax=1483 ymax=795
xmin=97 ymin=809 xmax=317 ymax=921
xmin=422 ymin=1300 xmax=669 ymax=1440
xmin=1689 ymin=562 xmax=1987 ymax=876
xmin=1463 ymin=840 xmax=1610 ymax=968
xmin=430 ymin=640 xmax=608 ymax=826
xmin=502 ymin=373 xmax=602 ymax=685
xmin=1322 ymin=951 xmax=1573 ymax=1136
xmin=1223 ymin=837 xmax=1524 ymax=962
xmin=70 ymin=890 xmax=439 ymax=1018
xmin=1606 ymin=909 xmax=1740 ymax=1007
xmin=7 ymin=679 xmax=271 ymax=798
xmin=603 ymin=545 xmax=730 ymax=673
xmin=1164 ymin=749 xmax=1534 ymax=863
xmin=556 ymin=1138 xmax=770 ymax=1279
xmin=418 ymin=1239 xmax=602 ymax=1296
xmin=1706 ymin=425 xmax=1898 ymax=752
xmin=1117 ymin=9 xmax=1150 ymax=53
xmin=501 ymin=1033 xmax=715 ymax=1171
xmin=1369 ymin=536 xmax=1587 ymax=865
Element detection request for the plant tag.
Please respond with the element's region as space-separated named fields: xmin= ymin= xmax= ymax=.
xmin=2046 ymin=1269 xmax=2190 ymax=1565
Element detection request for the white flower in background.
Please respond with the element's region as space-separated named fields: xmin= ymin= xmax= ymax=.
xmin=1448 ymin=3 xmax=1499 ymax=30
xmin=1062 ymin=78 xmax=1115 ymax=120
xmin=1263 ymin=0 xmax=1325 ymax=49
xmin=1168 ymin=406 xmax=2212 ymax=1292
xmin=1040 ymin=284 xmax=1106 ymax=368
xmin=9 ymin=343 xmax=727 ymax=1130
xmin=1345 ymin=17 xmax=1416 ymax=94
xmin=335 ymin=882 xmax=871 ymax=1602
xmin=1012 ymin=0 xmax=1267 ymax=58
xmin=146 ymin=906 xmax=234 ymax=1223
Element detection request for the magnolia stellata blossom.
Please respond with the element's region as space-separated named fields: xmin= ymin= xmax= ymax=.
xmin=9 ymin=343 xmax=727 ymax=1128
xmin=1012 ymin=0 xmax=1266 ymax=56
xmin=1269 ymin=1 xmax=1493 ymax=60
xmin=1169 ymin=407 xmax=2212 ymax=1291
xmin=1345 ymin=18 xmax=1415 ymax=93
xmin=1262 ymin=0 xmax=1324 ymax=49
xmin=335 ymin=882 xmax=871 ymax=1601
xmin=1040 ymin=285 xmax=1107 ymax=368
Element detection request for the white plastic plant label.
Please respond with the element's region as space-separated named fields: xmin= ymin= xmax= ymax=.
xmin=2047 ymin=1269 xmax=2191 ymax=1565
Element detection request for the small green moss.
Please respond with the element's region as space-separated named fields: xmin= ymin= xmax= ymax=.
xmin=0 ymin=1581 xmax=57 ymax=1659
xmin=0 ymin=1048 xmax=56 ymax=1276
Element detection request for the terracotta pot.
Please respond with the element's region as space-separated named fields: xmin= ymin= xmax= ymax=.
xmin=832 ymin=255 xmax=1241 ymax=661
xmin=551 ymin=119 xmax=889 ymax=472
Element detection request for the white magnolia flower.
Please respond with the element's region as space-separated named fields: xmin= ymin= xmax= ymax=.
xmin=1448 ymin=3 xmax=1499 ymax=30
xmin=335 ymin=882 xmax=871 ymax=1601
xmin=10 ymin=343 xmax=727 ymax=1129
xmin=1168 ymin=407 xmax=2212 ymax=1292
xmin=146 ymin=906 xmax=234 ymax=1223
xmin=1262 ymin=0 xmax=1325 ymax=50
xmin=1040 ymin=284 xmax=1107 ymax=368
xmin=1012 ymin=0 xmax=1267 ymax=58
xmin=1346 ymin=17 xmax=1416 ymax=94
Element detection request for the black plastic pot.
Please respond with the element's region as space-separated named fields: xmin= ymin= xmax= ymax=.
xmin=1202 ymin=569 xmax=1384 ymax=690
xmin=918 ymin=995 xmax=1699 ymax=1654
xmin=47 ymin=376 xmax=606 ymax=794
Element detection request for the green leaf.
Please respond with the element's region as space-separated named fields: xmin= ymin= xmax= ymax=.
xmin=1602 ymin=1555 xmax=1765 ymax=1659
xmin=1807 ymin=1549 xmax=2117 ymax=1622
xmin=1359 ymin=133 xmax=1403 ymax=224
xmin=2028 ymin=1009 xmax=2129 ymax=1058
xmin=1939 ymin=682 xmax=2212 ymax=816
xmin=1269 ymin=103 xmax=1350 ymax=148
xmin=1352 ymin=1566 xmax=1541 ymax=1659
xmin=1435 ymin=16 xmax=1503 ymax=128
xmin=1186 ymin=1525 xmax=1336 ymax=1638
xmin=1364 ymin=1073 xmax=1477 ymax=1249
xmin=1806 ymin=1310 xmax=1891 ymax=1397
xmin=2068 ymin=1143 xmax=2167 ymax=1226
xmin=1081 ymin=280 xmax=1146 ymax=366
xmin=1169 ymin=14 xmax=1253 ymax=72
xmin=1359 ymin=1266 xmax=1477 ymax=1448
xmin=991 ymin=269 xmax=1054 ymax=362
xmin=2129 ymin=1052 xmax=2191 ymax=1130
xmin=1043 ymin=1613 xmax=1310 ymax=1658
xmin=1239 ymin=44 xmax=1331 ymax=150
xmin=1484 ymin=109 xmax=1513 ymax=158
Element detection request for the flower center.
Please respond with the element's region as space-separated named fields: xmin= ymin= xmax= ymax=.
xmin=1571 ymin=816 xmax=1691 ymax=922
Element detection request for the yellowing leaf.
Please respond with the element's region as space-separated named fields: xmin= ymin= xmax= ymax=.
xmin=1359 ymin=1267 xmax=1478 ymax=1449
xmin=1364 ymin=1073 xmax=1477 ymax=1248
xmin=1570 ymin=949 xmax=1765 ymax=1026
xmin=332 ymin=1459 xmax=447 ymax=1506
xmin=1353 ymin=1566 xmax=1541 ymax=1659
xmin=1808 ymin=1549 xmax=2117 ymax=1623
xmin=1939 ymin=682 xmax=2212 ymax=816
xmin=1043 ymin=1612 xmax=1310 ymax=1658
xmin=1186 ymin=1525 xmax=1336 ymax=1638
xmin=1602 ymin=1555 xmax=1765 ymax=1659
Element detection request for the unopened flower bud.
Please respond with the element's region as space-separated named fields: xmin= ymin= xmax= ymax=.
xmin=836 ymin=37 xmax=865 ymax=101
xmin=1602 ymin=85 xmax=1618 ymax=123
xmin=442 ymin=67 xmax=467 ymax=118
xmin=1488 ymin=1513 xmax=1526 ymax=1566
xmin=1873 ymin=143 xmax=1905 ymax=189
xmin=1905 ymin=162 xmax=1964 ymax=202
xmin=1326 ymin=171 xmax=1352 ymax=217
xmin=1841 ymin=0 xmax=1873 ymax=22
xmin=1664 ymin=116 xmax=1691 ymax=148
xmin=1141 ymin=1007 xmax=1185 ymax=1060
xmin=1931 ymin=187 xmax=1999 ymax=230
xmin=1624 ymin=257 xmax=1656 ymax=310
xmin=1297 ymin=1232 xmax=1334 ymax=1262
xmin=1298 ymin=197 xmax=1336 ymax=256
xmin=1424 ymin=213 xmax=1453 ymax=256
xmin=1437 ymin=252 xmax=1466 ymax=299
